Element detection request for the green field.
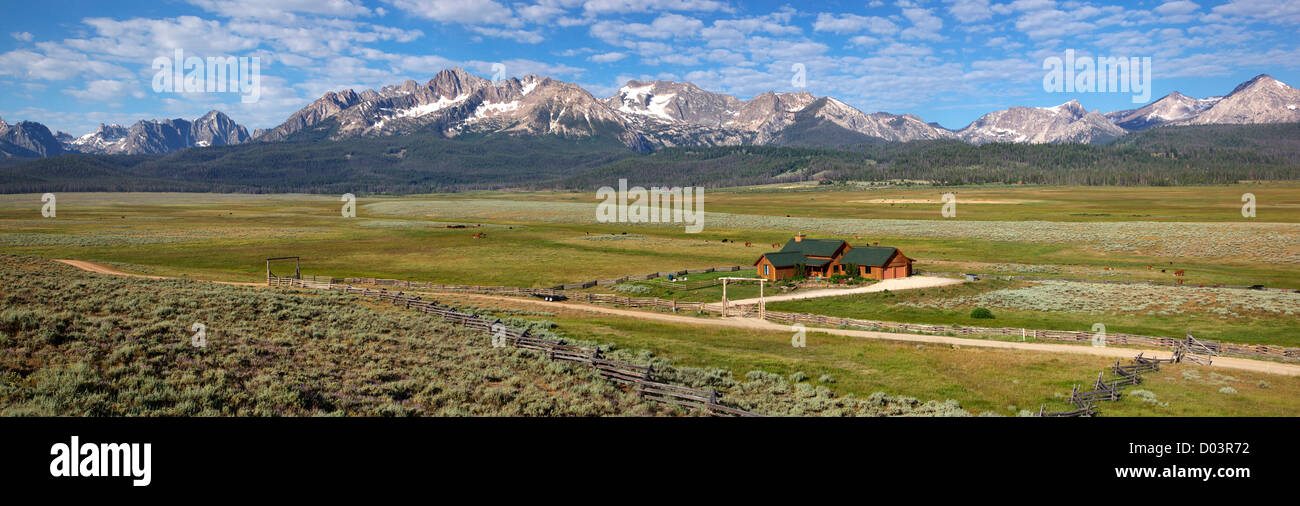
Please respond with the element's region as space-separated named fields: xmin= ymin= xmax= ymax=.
xmin=2 ymin=185 xmax=1297 ymax=416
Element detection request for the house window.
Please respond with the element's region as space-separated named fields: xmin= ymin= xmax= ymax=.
xmin=763 ymin=264 xmax=770 ymax=276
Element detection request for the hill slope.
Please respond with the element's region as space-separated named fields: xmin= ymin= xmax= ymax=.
xmin=0 ymin=255 xmax=651 ymax=416
xmin=3 ymin=123 xmax=1299 ymax=192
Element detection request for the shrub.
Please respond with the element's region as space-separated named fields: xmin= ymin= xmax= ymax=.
xmin=1128 ymin=389 xmax=1168 ymax=407
xmin=970 ymin=307 xmax=995 ymax=319
xmin=613 ymin=283 xmax=651 ymax=294
xmin=1218 ymin=387 xmax=1238 ymax=395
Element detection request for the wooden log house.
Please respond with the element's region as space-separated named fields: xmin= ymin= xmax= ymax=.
xmin=754 ymin=234 xmax=913 ymax=281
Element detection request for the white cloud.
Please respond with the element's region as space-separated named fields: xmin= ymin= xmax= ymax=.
xmin=946 ymin=0 xmax=995 ymax=23
xmin=1210 ymin=0 xmax=1300 ymax=24
xmin=901 ymin=8 xmax=945 ymax=41
xmin=580 ymin=0 xmax=730 ymax=15
xmin=1013 ymin=6 xmax=1098 ymax=39
xmin=385 ymin=0 xmax=518 ymax=25
xmin=1155 ymin=1 xmax=1199 ymax=15
xmin=848 ymin=35 xmax=881 ymax=46
xmin=187 ymin=0 xmax=374 ymax=18
xmin=10 ymin=32 xmax=33 ymax=42
xmin=62 ymin=79 xmax=144 ymax=103
xmin=589 ymin=51 xmax=627 ymax=63
xmin=589 ymin=14 xmax=703 ymax=45
xmin=0 ymin=46 xmax=132 ymax=81
xmin=812 ymin=13 xmax=899 ymax=35
xmin=651 ymin=13 xmax=705 ymax=37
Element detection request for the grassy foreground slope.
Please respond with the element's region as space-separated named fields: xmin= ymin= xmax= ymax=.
xmin=0 ymin=255 xmax=652 ymax=416
xmin=0 ymin=256 xmax=980 ymax=417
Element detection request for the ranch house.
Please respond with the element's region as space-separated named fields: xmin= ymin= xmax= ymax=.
xmin=754 ymin=234 xmax=913 ymax=281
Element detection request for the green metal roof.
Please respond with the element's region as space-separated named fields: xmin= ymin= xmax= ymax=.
xmin=840 ymin=246 xmax=898 ymax=267
xmin=780 ymin=238 xmax=845 ymax=257
xmin=804 ymin=257 xmax=831 ymax=267
xmin=756 ymin=251 xmax=808 ymax=268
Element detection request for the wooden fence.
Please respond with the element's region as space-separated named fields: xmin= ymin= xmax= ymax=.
xmin=1041 ymin=352 xmax=1175 ymax=417
xmin=917 ymin=270 xmax=1300 ymax=294
xmin=309 ymin=275 xmax=1300 ymax=363
xmin=269 ymin=276 xmax=761 ymax=417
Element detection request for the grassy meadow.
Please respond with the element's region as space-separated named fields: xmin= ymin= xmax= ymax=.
xmin=1 ymin=184 xmax=1297 ymax=416
xmin=1 ymin=186 xmax=1297 ymax=339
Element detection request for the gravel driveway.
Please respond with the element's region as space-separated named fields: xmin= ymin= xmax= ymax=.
xmin=727 ymin=275 xmax=966 ymax=306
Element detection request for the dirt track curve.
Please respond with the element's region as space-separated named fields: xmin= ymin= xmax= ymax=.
xmin=55 ymin=259 xmax=265 ymax=286
xmin=56 ymin=259 xmax=1300 ymax=377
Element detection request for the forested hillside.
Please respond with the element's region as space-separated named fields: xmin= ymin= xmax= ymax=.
xmin=2 ymin=123 xmax=1298 ymax=193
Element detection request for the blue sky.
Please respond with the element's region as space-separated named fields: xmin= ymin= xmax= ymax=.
xmin=2 ymin=0 xmax=1298 ymax=135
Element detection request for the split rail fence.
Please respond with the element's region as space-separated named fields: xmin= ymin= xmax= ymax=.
xmin=269 ymin=276 xmax=760 ymax=417
xmin=1041 ymin=352 xmax=1177 ymax=417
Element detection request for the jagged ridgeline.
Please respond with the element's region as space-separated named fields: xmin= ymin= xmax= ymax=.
xmin=2 ymin=122 xmax=1299 ymax=193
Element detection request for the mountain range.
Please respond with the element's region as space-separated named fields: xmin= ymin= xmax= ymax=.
xmin=1 ymin=111 xmax=250 ymax=158
xmin=4 ymin=70 xmax=1298 ymax=158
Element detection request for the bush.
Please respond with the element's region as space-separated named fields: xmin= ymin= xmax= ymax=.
xmin=970 ymin=307 xmax=995 ymax=319
xmin=613 ymin=283 xmax=651 ymax=294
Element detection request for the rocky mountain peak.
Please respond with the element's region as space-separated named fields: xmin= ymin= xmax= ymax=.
xmin=961 ymin=99 xmax=1123 ymax=145
xmin=0 ymin=119 xmax=63 ymax=157
xmin=426 ymin=67 xmax=489 ymax=97
xmin=1230 ymin=74 xmax=1283 ymax=95
xmin=1176 ymin=73 xmax=1300 ymax=126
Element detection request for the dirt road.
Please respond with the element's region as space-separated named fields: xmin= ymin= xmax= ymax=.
xmin=55 ymin=259 xmax=265 ymax=287
xmin=728 ymin=275 xmax=965 ymax=306
xmin=56 ymin=259 xmax=1300 ymax=377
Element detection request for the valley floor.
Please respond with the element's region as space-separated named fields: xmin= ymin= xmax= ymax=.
xmin=2 ymin=184 xmax=1297 ymax=416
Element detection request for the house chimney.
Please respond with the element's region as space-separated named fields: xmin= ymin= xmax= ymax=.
xmin=794 ymin=233 xmax=804 ymax=242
